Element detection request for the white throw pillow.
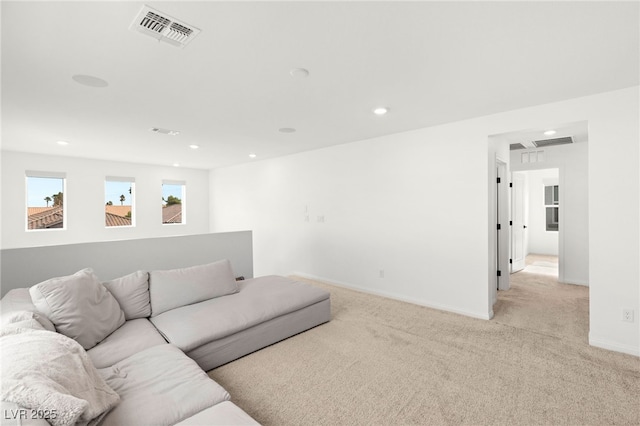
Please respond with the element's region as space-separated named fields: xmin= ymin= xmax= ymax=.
xmin=149 ymin=259 xmax=238 ymax=317
xmin=29 ymin=268 xmax=125 ymax=349
xmin=103 ymin=271 xmax=151 ymax=320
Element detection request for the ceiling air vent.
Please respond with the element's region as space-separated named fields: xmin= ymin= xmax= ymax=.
xmin=510 ymin=143 xmax=527 ymax=151
xmin=532 ymin=136 xmax=573 ymax=148
xmin=150 ymin=127 xmax=180 ymax=136
xmin=131 ymin=5 xmax=200 ymax=48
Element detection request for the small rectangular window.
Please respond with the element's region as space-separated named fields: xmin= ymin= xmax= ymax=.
xmin=105 ymin=177 xmax=135 ymax=227
xmin=26 ymin=171 xmax=66 ymax=231
xmin=544 ymin=185 xmax=559 ymax=231
xmin=162 ymin=180 xmax=185 ymax=224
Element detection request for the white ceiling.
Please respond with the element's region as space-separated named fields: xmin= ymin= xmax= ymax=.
xmin=2 ymin=1 xmax=638 ymax=170
xmin=492 ymin=120 xmax=589 ymax=149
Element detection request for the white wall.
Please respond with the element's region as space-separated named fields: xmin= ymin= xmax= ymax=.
xmin=587 ymin=87 xmax=639 ymax=356
xmin=212 ymin=122 xmax=492 ymax=319
xmin=1 ymin=151 xmax=210 ymax=249
xmin=210 ymin=86 xmax=639 ymax=356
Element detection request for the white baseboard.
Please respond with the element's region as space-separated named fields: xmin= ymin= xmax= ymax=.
xmin=562 ymin=277 xmax=589 ymax=286
xmin=589 ymin=334 xmax=640 ymax=357
xmin=289 ymin=271 xmax=493 ymax=320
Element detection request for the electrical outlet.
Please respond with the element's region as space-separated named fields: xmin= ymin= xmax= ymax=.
xmin=622 ymin=309 xmax=634 ymax=323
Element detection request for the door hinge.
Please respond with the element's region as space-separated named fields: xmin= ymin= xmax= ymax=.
xmin=497 ymin=224 xmax=501 ymax=230
xmin=509 ymin=182 xmax=513 ymax=188
xmin=509 ymin=258 xmax=513 ymax=264
xmin=497 ymin=177 xmax=501 ymax=184
xmin=509 ymin=220 xmax=513 ymax=226
xmin=497 ymin=270 xmax=502 ymax=277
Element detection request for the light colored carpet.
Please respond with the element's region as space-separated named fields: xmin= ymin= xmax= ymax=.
xmin=208 ymin=274 xmax=639 ymax=425
xmin=494 ymin=271 xmax=588 ymax=344
xmin=521 ymin=253 xmax=559 ymax=276
xmin=522 ymin=263 xmax=558 ymax=276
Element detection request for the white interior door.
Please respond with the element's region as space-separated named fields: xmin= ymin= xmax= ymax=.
xmin=497 ymin=160 xmax=510 ymax=291
xmin=511 ymin=173 xmax=526 ymax=272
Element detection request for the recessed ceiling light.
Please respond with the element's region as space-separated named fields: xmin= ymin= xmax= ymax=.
xmin=279 ymin=128 xmax=296 ymax=133
xmin=249 ymin=153 xmax=257 ymax=159
xmin=290 ymin=68 xmax=310 ymax=78
xmin=72 ymin=74 xmax=108 ymax=88
xmin=373 ymin=107 xmax=389 ymax=115
xmin=544 ymin=130 xmax=557 ymax=136
xmin=56 ymin=140 xmax=69 ymax=146
xmin=189 ymin=144 xmax=199 ymax=150
xmin=173 ymin=163 xmax=180 ymax=167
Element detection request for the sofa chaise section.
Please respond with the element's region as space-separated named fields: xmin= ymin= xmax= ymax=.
xmin=150 ymin=275 xmax=331 ymax=370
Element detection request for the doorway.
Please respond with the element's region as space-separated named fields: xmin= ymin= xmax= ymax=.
xmin=489 ymin=120 xmax=589 ymax=339
xmin=510 ymin=168 xmax=560 ymax=278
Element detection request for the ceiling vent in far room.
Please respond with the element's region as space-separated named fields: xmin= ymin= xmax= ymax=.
xmin=532 ymin=136 xmax=574 ymax=148
xmin=150 ymin=127 xmax=180 ymax=136
xmin=130 ymin=5 xmax=200 ymax=48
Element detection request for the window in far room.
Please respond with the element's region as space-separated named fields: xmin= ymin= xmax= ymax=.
xmin=105 ymin=177 xmax=135 ymax=227
xmin=544 ymin=184 xmax=559 ymax=231
xmin=26 ymin=172 xmax=66 ymax=231
xmin=162 ymin=180 xmax=185 ymax=224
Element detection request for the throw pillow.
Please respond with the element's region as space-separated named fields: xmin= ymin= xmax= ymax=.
xmin=29 ymin=268 xmax=125 ymax=349
xmin=102 ymin=271 xmax=151 ymax=320
xmin=149 ymin=259 xmax=238 ymax=316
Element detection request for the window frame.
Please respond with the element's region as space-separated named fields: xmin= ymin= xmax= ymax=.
xmin=161 ymin=180 xmax=186 ymax=225
xmin=25 ymin=171 xmax=67 ymax=232
xmin=105 ymin=177 xmax=136 ymax=228
xmin=544 ymin=184 xmax=559 ymax=232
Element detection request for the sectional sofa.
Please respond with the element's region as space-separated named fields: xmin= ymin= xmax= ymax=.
xmin=0 ymin=259 xmax=331 ymax=425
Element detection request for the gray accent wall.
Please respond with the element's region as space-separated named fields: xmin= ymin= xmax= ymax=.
xmin=0 ymin=232 xmax=253 ymax=297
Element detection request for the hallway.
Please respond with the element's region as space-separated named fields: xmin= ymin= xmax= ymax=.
xmin=493 ymin=254 xmax=589 ymax=344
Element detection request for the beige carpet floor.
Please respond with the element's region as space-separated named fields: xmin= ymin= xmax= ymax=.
xmin=208 ymin=268 xmax=639 ymax=425
xmin=493 ymin=254 xmax=589 ymax=345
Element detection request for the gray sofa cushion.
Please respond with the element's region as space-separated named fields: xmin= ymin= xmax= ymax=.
xmin=149 ymin=259 xmax=238 ymax=317
xmin=29 ymin=268 xmax=125 ymax=350
xmin=102 ymin=271 xmax=151 ymax=320
xmin=150 ymin=275 xmax=330 ymax=352
xmin=175 ymin=401 xmax=259 ymax=425
xmin=87 ymin=319 xmax=167 ymax=368
xmin=98 ymin=344 xmax=230 ymax=426
xmin=188 ymin=298 xmax=331 ymax=371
